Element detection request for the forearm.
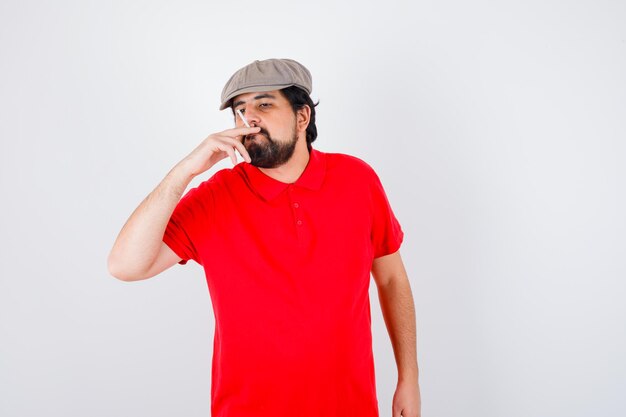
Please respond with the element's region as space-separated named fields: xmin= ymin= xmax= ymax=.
xmin=376 ymin=277 xmax=419 ymax=384
xmin=107 ymin=163 xmax=194 ymax=279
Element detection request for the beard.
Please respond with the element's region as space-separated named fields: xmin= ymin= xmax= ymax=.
xmin=244 ymin=123 xmax=298 ymax=168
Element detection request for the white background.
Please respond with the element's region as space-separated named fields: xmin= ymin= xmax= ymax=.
xmin=1 ymin=0 xmax=624 ymax=416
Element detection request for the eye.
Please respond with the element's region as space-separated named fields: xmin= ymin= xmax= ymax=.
xmin=236 ymin=103 xmax=271 ymax=116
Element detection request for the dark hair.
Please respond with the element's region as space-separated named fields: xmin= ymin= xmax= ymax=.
xmin=231 ymin=86 xmax=320 ymax=152
xmin=279 ymin=86 xmax=320 ymax=152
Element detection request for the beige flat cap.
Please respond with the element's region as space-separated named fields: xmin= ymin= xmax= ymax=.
xmin=219 ymin=58 xmax=312 ymax=110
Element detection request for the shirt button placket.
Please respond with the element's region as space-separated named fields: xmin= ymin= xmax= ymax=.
xmin=294 ymin=202 xmax=302 ymax=226
xmin=290 ymin=189 xmax=304 ymax=246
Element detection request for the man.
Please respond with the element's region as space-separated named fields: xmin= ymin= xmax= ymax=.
xmin=108 ymin=58 xmax=421 ymax=417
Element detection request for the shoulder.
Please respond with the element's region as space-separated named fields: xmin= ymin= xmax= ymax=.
xmin=180 ymin=165 xmax=238 ymax=200
xmin=199 ymin=163 xmax=246 ymax=188
xmin=323 ymin=151 xmax=377 ymax=179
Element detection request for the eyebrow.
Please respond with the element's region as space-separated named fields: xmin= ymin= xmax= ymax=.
xmin=232 ymin=93 xmax=277 ymax=109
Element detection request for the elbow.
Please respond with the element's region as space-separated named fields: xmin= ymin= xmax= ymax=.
xmin=107 ymin=253 xmax=140 ymax=282
xmin=107 ymin=259 xmax=130 ymax=282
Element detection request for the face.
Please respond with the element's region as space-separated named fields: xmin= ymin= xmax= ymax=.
xmin=231 ymin=90 xmax=299 ymax=168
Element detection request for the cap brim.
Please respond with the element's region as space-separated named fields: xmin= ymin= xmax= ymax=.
xmin=219 ymin=83 xmax=301 ymax=110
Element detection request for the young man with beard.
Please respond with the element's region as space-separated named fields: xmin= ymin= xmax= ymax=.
xmin=108 ymin=58 xmax=421 ymax=417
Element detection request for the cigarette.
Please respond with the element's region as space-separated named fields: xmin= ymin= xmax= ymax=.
xmin=236 ymin=109 xmax=251 ymax=127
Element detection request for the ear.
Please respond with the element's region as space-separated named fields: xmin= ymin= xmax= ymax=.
xmin=296 ymin=105 xmax=311 ymax=133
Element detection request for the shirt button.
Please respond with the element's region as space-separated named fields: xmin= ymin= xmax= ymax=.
xmin=297 ymin=220 xmax=303 ymax=226
xmin=293 ymin=202 xmax=299 ymax=208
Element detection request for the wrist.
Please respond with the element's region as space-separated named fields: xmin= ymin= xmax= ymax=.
xmin=398 ymin=371 xmax=419 ymax=385
xmin=171 ymin=161 xmax=197 ymax=183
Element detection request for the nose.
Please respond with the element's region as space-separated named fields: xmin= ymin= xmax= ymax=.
xmin=240 ymin=106 xmax=261 ymax=127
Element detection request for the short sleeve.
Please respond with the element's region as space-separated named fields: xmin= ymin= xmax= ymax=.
xmin=368 ymin=169 xmax=404 ymax=259
xmin=162 ymin=180 xmax=214 ymax=266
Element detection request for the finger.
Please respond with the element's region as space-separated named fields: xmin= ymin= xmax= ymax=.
xmin=234 ymin=128 xmax=261 ymax=144
xmin=223 ymin=126 xmax=261 ymax=138
xmin=225 ymin=137 xmax=252 ymax=162
xmin=214 ymin=141 xmax=238 ymax=165
xmin=237 ymin=144 xmax=251 ymax=163
xmin=225 ymin=146 xmax=237 ymax=165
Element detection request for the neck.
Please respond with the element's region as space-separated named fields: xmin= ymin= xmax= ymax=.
xmin=258 ymin=137 xmax=310 ymax=184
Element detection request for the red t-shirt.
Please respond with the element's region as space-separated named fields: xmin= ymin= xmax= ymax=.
xmin=163 ymin=147 xmax=404 ymax=417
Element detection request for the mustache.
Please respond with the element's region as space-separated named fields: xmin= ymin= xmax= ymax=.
xmin=245 ymin=128 xmax=270 ymax=140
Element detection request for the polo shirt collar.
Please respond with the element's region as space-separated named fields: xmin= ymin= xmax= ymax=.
xmin=242 ymin=147 xmax=326 ymax=201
